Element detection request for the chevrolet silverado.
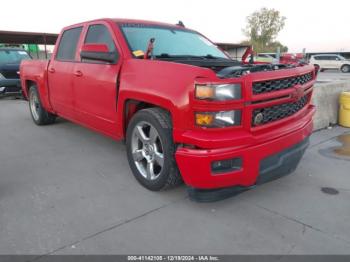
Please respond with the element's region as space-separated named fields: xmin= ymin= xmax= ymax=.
xmin=20 ymin=19 xmax=316 ymax=199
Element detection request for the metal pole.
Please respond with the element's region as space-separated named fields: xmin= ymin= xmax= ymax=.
xmin=44 ymin=35 xmax=48 ymax=59
xmin=276 ymin=47 xmax=281 ymax=63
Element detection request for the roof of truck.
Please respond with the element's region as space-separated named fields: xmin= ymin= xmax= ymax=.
xmin=113 ymin=18 xmax=184 ymax=27
xmin=64 ymin=18 xmax=187 ymax=30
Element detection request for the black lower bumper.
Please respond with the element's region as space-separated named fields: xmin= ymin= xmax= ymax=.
xmin=188 ymin=137 xmax=310 ymax=202
xmin=0 ymin=79 xmax=22 ymax=96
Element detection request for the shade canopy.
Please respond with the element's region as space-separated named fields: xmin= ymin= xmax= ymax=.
xmin=0 ymin=30 xmax=58 ymax=45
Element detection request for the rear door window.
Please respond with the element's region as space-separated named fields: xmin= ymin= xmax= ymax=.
xmin=317 ymin=56 xmax=327 ymax=60
xmin=56 ymin=27 xmax=83 ymax=61
xmin=0 ymin=50 xmax=31 ymax=63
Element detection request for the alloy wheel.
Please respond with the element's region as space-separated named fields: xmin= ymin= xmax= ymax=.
xmin=131 ymin=121 xmax=165 ymax=180
xmin=29 ymin=91 xmax=40 ymax=121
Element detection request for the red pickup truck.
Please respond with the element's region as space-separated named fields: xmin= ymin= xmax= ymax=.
xmin=20 ymin=18 xmax=316 ymax=199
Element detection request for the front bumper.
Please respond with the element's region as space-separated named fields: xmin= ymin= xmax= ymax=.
xmin=188 ymin=137 xmax=309 ymax=202
xmin=0 ymin=79 xmax=21 ymax=96
xmin=175 ymin=105 xmax=314 ymax=189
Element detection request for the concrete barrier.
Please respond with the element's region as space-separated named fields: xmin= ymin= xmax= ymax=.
xmin=312 ymin=80 xmax=350 ymax=130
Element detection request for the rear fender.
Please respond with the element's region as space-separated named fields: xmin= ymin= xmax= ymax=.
xmin=20 ymin=60 xmax=53 ymax=112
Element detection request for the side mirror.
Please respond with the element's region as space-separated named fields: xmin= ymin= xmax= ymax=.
xmin=80 ymin=43 xmax=117 ymax=63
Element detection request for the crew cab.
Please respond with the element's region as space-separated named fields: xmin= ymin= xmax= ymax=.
xmin=20 ymin=19 xmax=316 ymax=197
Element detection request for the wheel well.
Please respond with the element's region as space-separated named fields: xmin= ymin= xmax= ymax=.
xmin=20 ymin=80 xmax=36 ymax=99
xmin=124 ymin=100 xmax=170 ymax=135
xmin=25 ymin=80 xmax=36 ymax=92
xmin=341 ymin=64 xmax=350 ymax=69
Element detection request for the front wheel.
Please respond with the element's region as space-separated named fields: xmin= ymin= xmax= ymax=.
xmin=28 ymin=85 xmax=56 ymax=125
xmin=314 ymin=64 xmax=320 ymax=73
xmin=341 ymin=65 xmax=350 ymax=73
xmin=126 ymin=108 xmax=182 ymax=191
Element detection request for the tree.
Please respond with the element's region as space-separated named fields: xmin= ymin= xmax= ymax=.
xmin=242 ymin=8 xmax=287 ymax=53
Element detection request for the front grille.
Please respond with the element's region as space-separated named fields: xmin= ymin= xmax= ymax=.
xmin=1 ymin=71 xmax=20 ymax=79
xmin=252 ymin=95 xmax=308 ymax=126
xmin=253 ymin=72 xmax=313 ymax=95
xmin=4 ymin=86 xmax=21 ymax=93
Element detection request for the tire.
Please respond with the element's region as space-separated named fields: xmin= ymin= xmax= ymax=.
xmin=28 ymin=85 xmax=56 ymax=125
xmin=341 ymin=65 xmax=350 ymax=73
xmin=126 ymin=108 xmax=182 ymax=191
xmin=314 ymin=64 xmax=320 ymax=72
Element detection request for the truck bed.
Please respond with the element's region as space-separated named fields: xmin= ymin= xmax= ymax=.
xmin=20 ymin=60 xmax=49 ymax=99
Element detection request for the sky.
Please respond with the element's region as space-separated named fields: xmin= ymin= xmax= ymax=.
xmin=1 ymin=0 xmax=349 ymax=53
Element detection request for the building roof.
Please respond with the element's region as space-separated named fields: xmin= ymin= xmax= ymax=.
xmin=216 ymin=42 xmax=251 ymax=49
xmin=0 ymin=30 xmax=58 ymax=45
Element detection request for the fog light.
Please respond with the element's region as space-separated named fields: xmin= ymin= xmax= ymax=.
xmin=195 ymin=113 xmax=214 ymax=126
xmin=211 ymin=157 xmax=242 ymax=174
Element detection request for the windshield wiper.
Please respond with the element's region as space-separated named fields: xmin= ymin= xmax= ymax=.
xmin=154 ymin=54 xmax=203 ymax=60
xmin=155 ymin=53 xmax=232 ymax=61
xmin=202 ymin=54 xmax=233 ymax=61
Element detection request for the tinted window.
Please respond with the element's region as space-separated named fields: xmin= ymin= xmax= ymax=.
xmin=85 ymin=24 xmax=116 ymax=52
xmin=315 ymin=56 xmax=331 ymax=60
xmin=56 ymin=27 xmax=82 ymax=61
xmin=0 ymin=50 xmax=31 ymax=64
xmin=325 ymin=56 xmax=335 ymax=60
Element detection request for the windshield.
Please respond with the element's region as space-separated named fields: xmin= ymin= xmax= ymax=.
xmin=120 ymin=24 xmax=228 ymax=59
xmin=0 ymin=50 xmax=31 ymax=64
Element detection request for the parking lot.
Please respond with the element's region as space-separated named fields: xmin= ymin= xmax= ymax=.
xmin=316 ymin=70 xmax=350 ymax=82
xmin=0 ymin=97 xmax=350 ymax=256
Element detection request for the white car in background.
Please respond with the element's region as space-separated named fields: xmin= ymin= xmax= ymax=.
xmin=309 ymin=54 xmax=350 ymax=73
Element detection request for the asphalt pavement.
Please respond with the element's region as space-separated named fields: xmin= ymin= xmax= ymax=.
xmin=316 ymin=70 xmax=350 ymax=83
xmin=0 ymin=98 xmax=350 ymax=256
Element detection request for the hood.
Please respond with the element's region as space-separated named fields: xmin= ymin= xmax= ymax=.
xmin=0 ymin=63 xmax=21 ymax=79
xmin=154 ymin=57 xmax=297 ymax=79
xmin=154 ymin=57 xmax=240 ymax=74
xmin=0 ymin=63 xmax=20 ymax=71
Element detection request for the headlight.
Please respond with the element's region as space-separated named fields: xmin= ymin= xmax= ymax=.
xmin=195 ymin=83 xmax=241 ymax=101
xmin=195 ymin=110 xmax=241 ymax=128
xmin=0 ymin=73 xmax=5 ymax=80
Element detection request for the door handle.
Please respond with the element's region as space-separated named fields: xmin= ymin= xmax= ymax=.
xmin=74 ymin=70 xmax=83 ymax=77
xmin=48 ymin=68 xmax=55 ymax=73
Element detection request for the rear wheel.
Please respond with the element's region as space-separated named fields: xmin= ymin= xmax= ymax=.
xmin=126 ymin=108 xmax=182 ymax=191
xmin=28 ymin=85 xmax=56 ymax=125
xmin=341 ymin=65 xmax=350 ymax=73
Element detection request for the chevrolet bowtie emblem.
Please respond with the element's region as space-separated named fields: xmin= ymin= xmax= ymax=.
xmin=291 ymin=88 xmax=304 ymax=101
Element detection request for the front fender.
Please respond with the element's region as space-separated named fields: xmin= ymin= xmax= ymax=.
xmin=116 ymin=59 xmax=215 ymax=138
